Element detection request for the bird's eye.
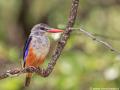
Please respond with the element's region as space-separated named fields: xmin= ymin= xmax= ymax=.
xmin=40 ymin=27 xmax=45 ymax=30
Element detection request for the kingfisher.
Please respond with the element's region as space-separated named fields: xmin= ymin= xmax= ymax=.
xmin=23 ymin=23 xmax=63 ymax=86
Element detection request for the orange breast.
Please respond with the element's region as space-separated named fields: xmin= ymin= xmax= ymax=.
xmin=25 ymin=47 xmax=45 ymax=67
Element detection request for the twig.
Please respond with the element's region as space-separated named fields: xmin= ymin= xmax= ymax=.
xmin=71 ymin=27 xmax=120 ymax=54
xmin=72 ymin=32 xmax=120 ymax=41
xmin=0 ymin=0 xmax=79 ymax=80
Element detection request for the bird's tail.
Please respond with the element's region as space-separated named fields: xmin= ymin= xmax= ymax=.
xmin=25 ymin=73 xmax=32 ymax=87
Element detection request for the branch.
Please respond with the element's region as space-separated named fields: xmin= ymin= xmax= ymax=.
xmin=0 ymin=0 xmax=79 ymax=80
xmin=71 ymin=27 xmax=120 ymax=54
xmin=41 ymin=0 xmax=80 ymax=77
xmin=72 ymin=32 xmax=120 ymax=41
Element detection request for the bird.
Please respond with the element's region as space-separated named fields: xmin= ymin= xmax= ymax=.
xmin=23 ymin=23 xmax=63 ymax=87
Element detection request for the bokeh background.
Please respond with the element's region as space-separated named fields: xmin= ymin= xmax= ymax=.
xmin=0 ymin=0 xmax=120 ymax=90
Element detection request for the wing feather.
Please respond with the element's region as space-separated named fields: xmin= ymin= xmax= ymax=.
xmin=23 ymin=36 xmax=32 ymax=65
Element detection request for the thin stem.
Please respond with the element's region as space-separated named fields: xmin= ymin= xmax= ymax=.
xmin=71 ymin=27 xmax=120 ymax=54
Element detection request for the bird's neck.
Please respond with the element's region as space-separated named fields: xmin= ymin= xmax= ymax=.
xmin=30 ymin=30 xmax=46 ymax=37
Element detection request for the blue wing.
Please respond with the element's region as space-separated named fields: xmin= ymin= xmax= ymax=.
xmin=23 ymin=36 xmax=32 ymax=66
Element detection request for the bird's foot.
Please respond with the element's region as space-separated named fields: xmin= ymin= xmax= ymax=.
xmin=25 ymin=66 xmax=37 ymax=73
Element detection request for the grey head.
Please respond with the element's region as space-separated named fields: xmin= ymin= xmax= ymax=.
xmin=30 ymin=23 xmax=51 ymax=36
xmin=30 ymin=23 xmax=63 ymax=37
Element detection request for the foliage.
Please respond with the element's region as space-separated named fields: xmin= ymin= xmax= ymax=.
xmin=0 ymin=0 xmax=120 ymax=90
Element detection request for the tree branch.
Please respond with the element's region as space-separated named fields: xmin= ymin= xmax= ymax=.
xmin=0 ymin=0 xmax=79 ymax=80
xmin=71 ymin=27 xmax=120 ymax=54
xmin=40 ymin=0 xmax=80 ymax=77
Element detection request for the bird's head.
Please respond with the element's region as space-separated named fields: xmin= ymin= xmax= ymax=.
xmin=30 ymin=23 xmax=63 ymax=36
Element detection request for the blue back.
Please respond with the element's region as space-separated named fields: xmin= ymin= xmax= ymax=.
xmin=23 ymin=36 xmax=32 ymax=66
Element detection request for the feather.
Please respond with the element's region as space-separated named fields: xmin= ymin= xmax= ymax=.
xmin=23 ymin=36 xmax=32 ymax=67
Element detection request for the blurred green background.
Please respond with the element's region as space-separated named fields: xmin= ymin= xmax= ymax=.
xmin=0 ymin=0 xmax=120 ymax=90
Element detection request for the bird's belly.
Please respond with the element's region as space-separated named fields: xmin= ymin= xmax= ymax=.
xmin=31 ymin=37 xmax=50 ymax=58
xmin=26 ymin=37 xmax=50 ymax=67
xmin=25 ymin=47 xmax=46 ymax=67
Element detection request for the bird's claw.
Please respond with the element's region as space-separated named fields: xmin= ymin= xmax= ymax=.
xmin=28 ymin=66 xmax=36 ymax=70
xmin=25 ymin=66 xmax=37 ymax=73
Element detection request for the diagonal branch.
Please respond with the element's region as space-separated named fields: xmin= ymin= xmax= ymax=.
xmin=0 ymin=0 xmax=79 ymax=80
xmin=39 ymin=0 xmax=80 ymax=77
xmin=72 ymin=27 xmax=120 ymax=54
